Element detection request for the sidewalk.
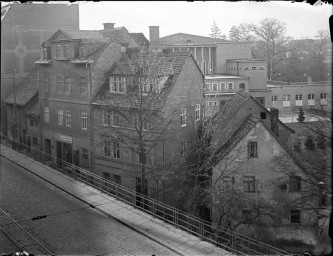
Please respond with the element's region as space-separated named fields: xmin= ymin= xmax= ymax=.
xmin=0 ymin=145 xmax=232 ymax=256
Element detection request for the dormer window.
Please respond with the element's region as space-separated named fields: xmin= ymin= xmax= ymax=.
xmin=110 ymin=76 xmax=126 ymax=93
xmin=56 ymin=45 xmax=61 ymax=58
xmin=79 ymin=46 xmax=85 ymax=59
xmin=139 ymin=77 xmax=158 ymax=94
xmin=64 ymin=45 xmax=70 ymax=59
xmin=43 ymin=48 xmax=47 ymax=59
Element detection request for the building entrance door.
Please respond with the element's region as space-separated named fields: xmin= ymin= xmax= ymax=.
xmin=45 ymin=139 xmax=51 ymax=161
xmin=56 ymin=141 xmax=62 ymax=167
xmin=63 ymin=142 xmax=72 ymax=164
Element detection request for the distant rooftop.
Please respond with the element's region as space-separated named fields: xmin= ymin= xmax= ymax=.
xmin=227 ymin=58 xmax=267 ymax=63
xmin=205 ymin=73 xmax=248 ymax=79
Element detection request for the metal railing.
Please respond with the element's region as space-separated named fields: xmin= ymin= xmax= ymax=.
xmin=0 ymin=134 xmax=290 ymax=255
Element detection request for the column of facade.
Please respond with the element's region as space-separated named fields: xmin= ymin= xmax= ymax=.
xmin=208 ymin=47 xmax=211 ymax=74
xmin=201 ymin=47 xmax=204 ymax=73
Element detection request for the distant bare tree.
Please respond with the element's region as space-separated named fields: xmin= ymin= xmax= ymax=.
xmin=209 ymin=20 xmax=227 ymax=40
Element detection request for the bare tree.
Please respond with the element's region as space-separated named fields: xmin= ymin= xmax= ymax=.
xmin=93 ymin=53 xmax=181 ymax=197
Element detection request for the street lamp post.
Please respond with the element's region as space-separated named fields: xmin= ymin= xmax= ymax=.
xmin=12 ymin=69 xmax=18 ymax=148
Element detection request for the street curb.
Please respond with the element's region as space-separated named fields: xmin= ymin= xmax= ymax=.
xmin=1 ymin=150 xmax=184 ymax=256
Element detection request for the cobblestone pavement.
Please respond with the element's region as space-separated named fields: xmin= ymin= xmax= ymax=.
xmin=0 ymin=156 xmax=178 ymax=255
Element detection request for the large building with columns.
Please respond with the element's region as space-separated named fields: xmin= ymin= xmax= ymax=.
xmin=148 ymin=26 xmax=271 ymax=116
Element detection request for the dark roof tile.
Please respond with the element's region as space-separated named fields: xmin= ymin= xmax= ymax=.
xmin=4 ymin=67 xmax=39 ymax=106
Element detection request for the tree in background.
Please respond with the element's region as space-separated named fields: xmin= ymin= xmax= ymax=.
xmin=297 ymin=107 xmax=305 ymax=123
xmin=209 ymin=20 xmax=227 ymax=40
xmin=228 ymin=18 xmax=293 ymax=80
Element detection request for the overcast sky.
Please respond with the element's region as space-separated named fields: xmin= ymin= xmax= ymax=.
xmin=77 ymin=1 xmax=332 ymax=40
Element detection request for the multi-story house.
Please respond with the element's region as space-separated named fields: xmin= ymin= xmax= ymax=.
xmin=1 ymin=3 xmax=79 ymax=135
xmin=204 ymin=90 xmax=328 ymax=251
xmin=147 ymin=26 xmax=271 ymax=116
xmin=35 ymin=24 xmax=149 ymax=170
xmin=92 ymin=52 xmax=205 ymax=206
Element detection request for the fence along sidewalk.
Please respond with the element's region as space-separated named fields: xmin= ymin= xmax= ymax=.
xmin=0 ymin=134 xmax=290 ymax=255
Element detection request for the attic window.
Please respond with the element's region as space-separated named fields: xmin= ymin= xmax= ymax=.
xmin=185 ymin=39 xmax=192 ymax=43
xmin=260 ymin=112 xmax=266 ymax=119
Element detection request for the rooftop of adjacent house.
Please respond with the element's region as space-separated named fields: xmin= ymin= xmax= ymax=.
xmin=25 ymin=100 xmax=40 ymax=117
xmin=211 ymin=113 xmax=261 ymax=160
xmin=4 ymin=67 xmax=39 ymax=106
xmin=205 ymin=73 xmax=248 ymax=80
xmin=130 ymin=33 xmax=150 ymax=46
xmin=94 ymin=52 xmax=194 ymax=108
xmin=157 ymin=33 xmax=228 ymax=46
xmin=227 ymin=58 xmax=267 ymax=63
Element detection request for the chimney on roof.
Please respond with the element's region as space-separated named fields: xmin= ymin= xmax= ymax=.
xmin=103 ymin=23 xmax=115 ymax=30
xmin=307 ymin=76 xmax=312 ymax=85
xmin=270 ymin=108 xmax=279 ymax=137
xmin=149 ymin=26 xmax=159 ymax=43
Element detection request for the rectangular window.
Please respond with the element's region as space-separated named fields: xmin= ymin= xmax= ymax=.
xmin=181 ymin=108 xmax=186 ymax=127
xmin=113 ymin=142 xmax=121 ymax=159
xmin=80 ymin=77 xmax=87 ymax=95
xmin=82 ymin=148 xmax=88 ymax=167
xmin=65 ymin=111 xmax=71 ymax=127
xmin=212 ymin=83 xmax=218 ymax=92
xmin=228 ymin=82 xmax=234 ymax=90
xmin=180 ymin=139 xmax=187 ymax=156
xmin=289 ymin=176 xmax=301 ymax=192
xmin=43 ymin=72 xmax=49 ymax=92
xmin=290 ymin=210 xmax=301 ymax=224
xmin=64 ymin=45 xmax=69 ymax=59
xmin=205 ymin=83 xmax=210 ymax=90
xmin=283 ymin=95 xmax=291 ymax=107
xmin=56 ymin=76 xmax=63 ymax=93
xmin=114 ymin=175 xmax=121 ymax=185
xmin=320 ymin=93 xmax=327 ymax=99
xmin=103 ymin=111 xmax=112 ymax=126
xmin=195 ymin=104 xmax=200 ymax=121
xmin=30 ymin=117 xmax=34 ymax=127
xmin=272 ymin=96 xmax=278 ymax=102
xmin=113 ymin=114 xmax=120 ymax=127
xmin=308 ymin=94 xmax=315 ymax=106
xmin=295 ymin=94 xmax=302 ymax=100
xmin=244 ymin=176 xmax=255 ymax=193
xmin=248 ymin=141 xmax=258 ymax=157
xmin=308 ymin=94 xmax=315 ymax=100
xmin=219 ymin=82 xmax=226 ymax=91
xmin=56 ymin=45 xmax=61 ymax=58
xmin=79 ymin=46 xmax=85 ymax=59
xmin=58 ymin=110 xmax=63 ymax=126
xmin=44 ymin=107 xmax=49 ymax=123
xmin=110 ymin=76 xmax=126 ymax=93
xmin=244 ymin=67 xmax=250 ymax=70
xmin=251 ymin=66 xmax=257 ymax=70
xmin=104 ymin=141 xmax=111 ymax=157
xmin=295 ymin=94 xmax=303 ymax=106
xmin=43 ymin=48 xmax=48 ymax=59
xmin=203 ymin=62 xmax=207 ymax=74
xmin=64 ymin=77 xmax=70 ymax=94
xmin=259 ymin=66 xmax=265 ymax=70
xmin=222 ymin=176 xmax=234 ymax=190
xmin=255 ymin=97 xmax=265 ymax=106
xmin=81 ymin=112 xmax=87 ymax=130
xmin=320 ymin=93 xmax=327 ymax=105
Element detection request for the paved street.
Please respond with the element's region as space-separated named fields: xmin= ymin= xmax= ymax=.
xmin=0 ymin=156 xmax=177 ymax=255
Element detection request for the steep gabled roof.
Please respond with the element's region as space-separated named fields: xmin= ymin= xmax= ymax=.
xmin=130 ymin=33 xmax=149 ymax=46
xmin=212 ymin=113 xmax=261 ymax=161
xmin=48 ymin=29 xmax=103 ymax=41
xmin=93 ymin=52 xmax=192 ymax=108
xmin=4 ymin=67 xmax=39 ymax=106
xmin=158 ymin=33 xmax=227 ymax=45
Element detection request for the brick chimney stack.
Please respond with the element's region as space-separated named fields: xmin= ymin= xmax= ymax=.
xmin=307 ymin=76 xmax=312 ymax=85
xmin=103 ymin=23 xmax=115 ymax=30
xmin=149 ymin=26 xmax=159 ymax=43
xmin=270 ymin=108 xmax=279 ymax=137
